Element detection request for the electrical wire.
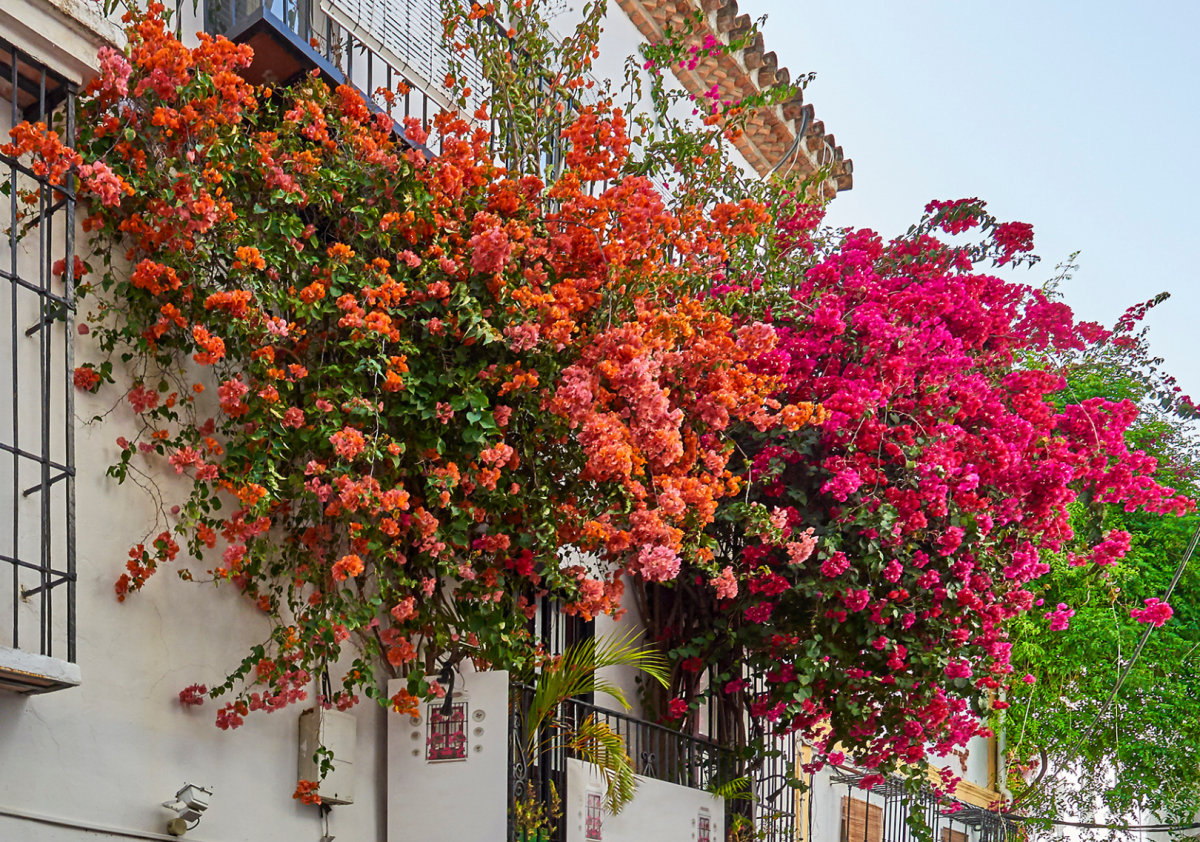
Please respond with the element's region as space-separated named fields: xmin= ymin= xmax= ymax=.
xmin=1009 ymin=816 xmax=1200 ymax=832
xmin=765 ymin=107 xmax=811 ymax=180
xmin=1008 ymin=517 xmax=1200 ymax=813
xmin=1068 ymin=517 xmax=1200 ymax=754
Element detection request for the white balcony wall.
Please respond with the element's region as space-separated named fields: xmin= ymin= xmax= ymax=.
xmin=0 ymin=317 xmax=391 ymax=842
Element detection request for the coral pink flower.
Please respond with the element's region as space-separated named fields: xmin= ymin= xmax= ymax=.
xmin=638 ymin=545 xmax=681 ymax=582
xmin=786 ymin=529 xmax=817 ymax=565
xmin=128 ymin=384 xmax=159 ymax=413
xmin=391 ymin=596 xmax=417 ymax=622
xmin=178 ymin=683 xmax=207 ymax=707
xmin=282 ymin=407 xmax=305 ymax=429
xmin=330 ymin=427 xmax=366 ymax=460
xmin=711 ymin=566 xmax=738 ymax=599
xmin=97 ymin=46 xmax=132 ymax=97
xmin=469 ymin=227 xmax=511 ymax=274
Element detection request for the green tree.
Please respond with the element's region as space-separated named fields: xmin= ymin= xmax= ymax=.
xmin=1005 ymin=286 xmax=1200 ymax=831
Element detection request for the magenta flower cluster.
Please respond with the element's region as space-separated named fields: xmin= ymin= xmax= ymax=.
xmin=705 ymin=199 xmax=1191 ymax=780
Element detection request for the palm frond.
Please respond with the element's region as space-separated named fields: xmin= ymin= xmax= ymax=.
xmin=569 ymin=714 xmax=639 ymax=814
xmin=525 ymin=629 xmax=668 ymax=752
xmin=708 ymin=775 xmax=754 ymax=802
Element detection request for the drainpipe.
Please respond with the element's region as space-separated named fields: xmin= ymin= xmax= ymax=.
xmin=996 ymin=689 xmax=1013 ymax=805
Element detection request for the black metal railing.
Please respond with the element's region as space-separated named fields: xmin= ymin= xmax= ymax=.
xmin=753 ymin=728 xmax=800 ymax=842
xmin=509 ymin=683 xmax=741 ymax=841
xmin=742 ymin=672 xmax=803 ymax=842
xmin=0 ymin=38 xmax=77 ymax=663
xmin=202 ymin=0 xmax=600 ymax=177
xmin=831 ymin=771 xmax=1016 ymax=842
xmin=204 ymin=0 xmax=444 ymax=142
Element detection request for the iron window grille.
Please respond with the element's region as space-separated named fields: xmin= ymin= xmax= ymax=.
xmin=0 ymin=39 xmax=77 ymax=666
xmin=426 ymin=699 xmax=468 ymax=762
xmin=698 ymin=809 xmax=711 ymax=842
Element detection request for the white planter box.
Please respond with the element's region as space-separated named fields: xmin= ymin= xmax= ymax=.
xmin=298 ymin=707 xmax=357 ymax=805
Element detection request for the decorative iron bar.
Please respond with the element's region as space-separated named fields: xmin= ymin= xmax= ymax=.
xmin=0 ymin=39 xmax=77 ymax=662
xmin=752 ymin=727 xmax=800 ymax=842
xmin=509 ymin=682 xmax=741 ymax=842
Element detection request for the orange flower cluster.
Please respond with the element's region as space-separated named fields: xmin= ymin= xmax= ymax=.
xmin=35 ymin=1 xmax=829 ymax=735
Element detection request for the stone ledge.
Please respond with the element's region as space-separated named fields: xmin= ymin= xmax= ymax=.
xmin=0 ymin=644 xmax=82 ymax=694
xmin=0 ymin=0 xmax=124 ymax=86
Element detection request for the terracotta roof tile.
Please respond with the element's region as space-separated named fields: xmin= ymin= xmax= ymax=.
xmin=616 ymin=0 xmax=852 ymax=194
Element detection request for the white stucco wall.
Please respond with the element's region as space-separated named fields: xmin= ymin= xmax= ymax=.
xmin=387 ymin=669 xmax=509 ymax=842
xmin=0 ymin=6 xmax=389 ymax=840
xmin=566 ymin=758 xmax=725 ymax=842
xmin=0 ymin=370 xmax=391 ymax=842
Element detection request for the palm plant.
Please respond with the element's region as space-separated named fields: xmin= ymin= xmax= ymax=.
xmin=519 ymin=628 xmax=669 ymax=814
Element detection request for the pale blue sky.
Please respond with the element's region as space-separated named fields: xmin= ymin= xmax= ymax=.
xmin=753 ymin=0 xmax=1200 ymax=398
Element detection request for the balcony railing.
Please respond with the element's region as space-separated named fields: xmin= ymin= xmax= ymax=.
xmin=204 ymin=0 xmax=441 ymax=153
xmin=831 ymin=771 xmax=1015 ymax=842
xmin=204 ymin=0 xmax=598 ymax=176
xmin=508 ymin=683 xmax=741 ymax=841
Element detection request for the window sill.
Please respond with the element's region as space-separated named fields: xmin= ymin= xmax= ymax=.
xmin=0 ymin=645 xmax=81 ymax=694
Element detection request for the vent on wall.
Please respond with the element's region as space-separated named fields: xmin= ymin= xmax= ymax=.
xmin=298 ymin=708 xmax=357 ymax=804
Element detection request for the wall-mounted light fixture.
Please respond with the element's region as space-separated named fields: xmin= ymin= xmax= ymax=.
xmin=163 ymin=783 xmax=211 ymax=836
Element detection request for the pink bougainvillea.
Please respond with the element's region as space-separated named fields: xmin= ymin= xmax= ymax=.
xmin=1130 ymin=597 xmax=1174 ymax=627
xmin=1046 ymin=603 xmax=1076 ymax=632
xmin=646 ymin=196 xmax=1193 ymax=783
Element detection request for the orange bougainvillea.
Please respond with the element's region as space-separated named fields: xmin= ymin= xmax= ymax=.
xmin=9 ymin=0 xmax=1186 ymax=808
xmin=0 ymin=1 xmax=819 ymax=729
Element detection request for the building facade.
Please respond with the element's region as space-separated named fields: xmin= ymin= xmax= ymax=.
xmin=0 ymin=2 xmax=1002 ymax=841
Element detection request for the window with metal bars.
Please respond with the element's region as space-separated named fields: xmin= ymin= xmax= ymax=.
xmin=585 ymin=791 xmax=603 ymax=841
xmin=426 ymin=699 xmax=468 ymax=761
xmin=0 ymin=38 xmax=77 ymax=672
xmin=841 ymin=796 xmax=884 ymax=842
